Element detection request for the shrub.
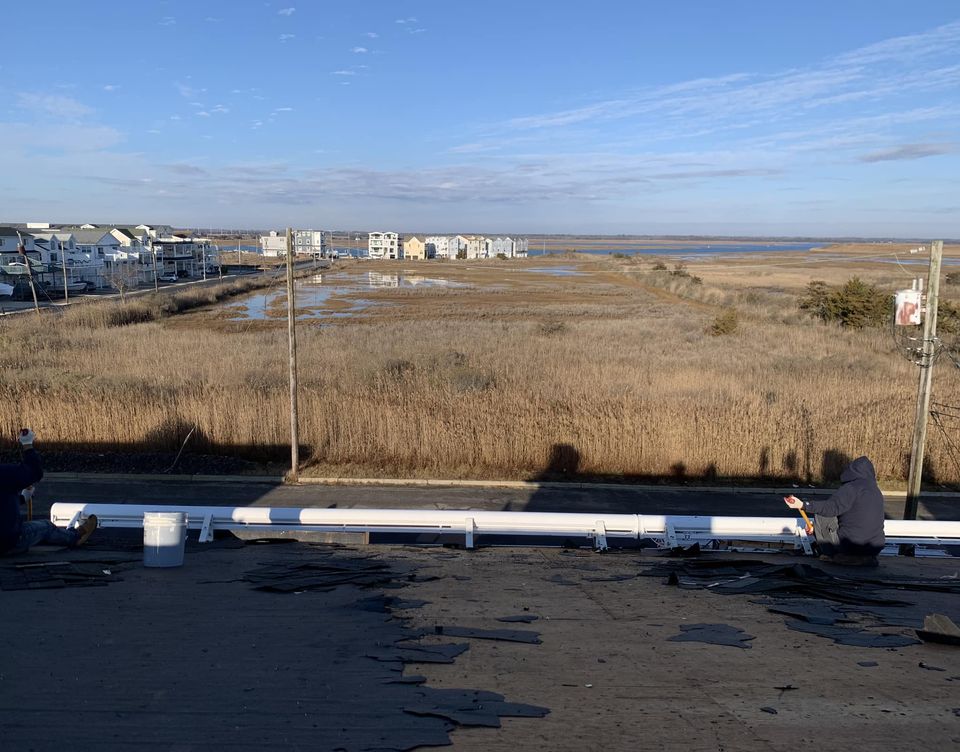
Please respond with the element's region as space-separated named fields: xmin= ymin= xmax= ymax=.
xmin=652 ymin=261 xmax=668 ymax=271
xmin=708 ymin=308 xmax=738 ymax=336
xmin=947 ymin=272 xmax=960 ymax=286
xmin=798 ymin=277 xmax=889 ymax=329
xmin=537 ymin=320 xmax=567 ymax=337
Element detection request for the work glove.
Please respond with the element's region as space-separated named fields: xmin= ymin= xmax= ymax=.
xmin=18 ymin=428 xmax=35 ymax=449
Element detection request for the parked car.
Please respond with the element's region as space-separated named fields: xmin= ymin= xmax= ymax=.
xmin=159 ymin=273 xmax=179 ymax=283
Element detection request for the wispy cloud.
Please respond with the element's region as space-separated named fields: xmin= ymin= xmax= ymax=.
xmin=175 ymin=82 xmax=204 ymax=99
xmin=102 ymin=84 xmax=119 ymax=92
xmin=395 ymin=17 xmax=417 ymax=24
xmin=17 ymin=92 xmax=93 ymax=119
xmin=279 ymin=33 xmax=295 ymax=42
xmin=332 ymin=70 xmax=356 ymax=76
xmin=273 ymin=107 xmax=294 ymax=113
xmin=159 ymin=16 xmax=176 ymax=27
xmin=278 ymin=7 xmax=296 ymax=16
xmin=351 ymin=47 xmax=368 ymax=53
xmin=364 ymin=32 xmax=379 ymax=38
xmin=501 ymin=21 xmax=960 ymax=141
xmin=859 ymin=143 xmax=955 ymax=163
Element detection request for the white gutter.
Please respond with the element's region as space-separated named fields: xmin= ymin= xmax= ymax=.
xmin=49 ymin=503 xmax=960 ymax=554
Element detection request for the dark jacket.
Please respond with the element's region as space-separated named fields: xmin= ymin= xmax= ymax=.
xmin=0 ymin=448 xmax=43 ymax=553
xmin=805 ymin=456 xmax=885 ymax=555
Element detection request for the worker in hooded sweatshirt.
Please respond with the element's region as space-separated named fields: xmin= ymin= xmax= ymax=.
xmin=0 ymin=428 xmax=97 ymax=556
xmin=784 ymin=456 xmax=886 ymax=566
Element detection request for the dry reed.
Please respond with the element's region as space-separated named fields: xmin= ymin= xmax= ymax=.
xmin=2 ymin=255 xmax=960 ymax=484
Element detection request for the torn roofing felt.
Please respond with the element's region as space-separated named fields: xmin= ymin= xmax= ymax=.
xmin=238 ymin=547 xmax=550 ymax=750
xmin=645 ymin=555 xmax=960 ymax=650
xmin=668 ymin=623 xmax=755 ymax=649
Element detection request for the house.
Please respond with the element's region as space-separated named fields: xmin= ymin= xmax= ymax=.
xmin=454 ymin=235 xmax=469 ymax=258
xmin=403 ymin=236 xmax=427 ymax=260
xmin=293 ymin=229 xmax=327 ymax=257
xmin=260 ymin=231 xmax=288 ymax=257
xmin=109 ymin=227 xmax=152 ymax=262
xmin=153 ymin=233 xmax=213 ymax=276
xmin=0 ymin=227 xmax=47 ymax=291
xmin=68 ymin=229 xmax=122 ymax=261
xmin=425 ymin=235 xmax=456 ymax=259
xmin=368 ymin=232 xmax=402 ymax=259
xmin=463 ymin=235 xmax=488 ymax=259
xmin=30 ymin=231 xmax=105 ymax=288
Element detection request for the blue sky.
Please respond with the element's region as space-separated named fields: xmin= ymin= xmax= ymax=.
xmin=1 ymin=1 xmax=958 ymax=237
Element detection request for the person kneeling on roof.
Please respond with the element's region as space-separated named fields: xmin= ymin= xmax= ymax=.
xmin=784 ymin=456 xmax=885 ymax=567
xmin=0 ymin=428 xmax=97 ymax=556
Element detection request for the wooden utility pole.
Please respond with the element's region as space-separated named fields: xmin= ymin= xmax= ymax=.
xmin=285 ymin=227 xmax=300 ymax=481
xmin=903 ymin=240 xmax=944 ymax=528
xmin=58 ymin=238 xmax=70 ymax=302
xmin=16 ymin=232 xmax=40 ymax=316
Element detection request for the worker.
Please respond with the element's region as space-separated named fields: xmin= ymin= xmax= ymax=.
xmin=0 ymin=428 xmax=97 ymax=555
xmin=784 ymin=455 xmax=885 ymax=566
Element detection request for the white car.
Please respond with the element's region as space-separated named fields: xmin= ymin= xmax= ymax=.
xmin=159 ymin=273 xmax=179 ymax=283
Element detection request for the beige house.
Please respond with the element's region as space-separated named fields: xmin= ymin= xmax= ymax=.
xmin=404 ymin=236 xmax=427 ymax=260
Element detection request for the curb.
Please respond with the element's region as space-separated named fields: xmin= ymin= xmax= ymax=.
xmin=45 ymin=472 xmax=282 ymax=484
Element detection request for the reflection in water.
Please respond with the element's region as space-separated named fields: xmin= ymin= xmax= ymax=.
xmin=522 ymin=266 xmax=585 ymax=277
xmin=225 ymin=270 xmax=469 ymax=321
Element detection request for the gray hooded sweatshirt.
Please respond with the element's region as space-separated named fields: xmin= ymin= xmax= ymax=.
xmin=804 ymin=456 xmax=886 ymax=555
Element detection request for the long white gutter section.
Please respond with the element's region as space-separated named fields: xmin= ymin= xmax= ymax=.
xmin=48 ymin=503 xmax=960 ymax=554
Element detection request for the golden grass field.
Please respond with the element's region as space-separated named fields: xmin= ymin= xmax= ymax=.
xmin=3 ymin=240 xmax=960 ymax=485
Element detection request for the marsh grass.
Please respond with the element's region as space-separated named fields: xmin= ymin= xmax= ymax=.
xmin=2 ymin=254 xmax=959 ymax=483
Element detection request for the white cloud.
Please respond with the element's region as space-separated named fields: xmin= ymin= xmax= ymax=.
xmin=395 ymin=17 xmax=417 ymax=24
xmin=273 ymin=107 xmax=294 ymax=113
xmin=102 ymin=84 xmax=119 ymax=92
xmin=17 ymin=92 xmax=93 ymax=119
xmin=176 ymin=82 xmax=205 ymax=99
xmin=159 ymin=16 xmax=176 ymax=26
xmin=351 ymin=47 xmax=368 ymax=53
xmin=279 ymin=34 xmax=295 ymax=42
xmin=332 ymin=70 xmax=356 ymax=76
xmin=197 ymin=111 xmax=211 ymax=117
xmin=278 ymin=7 xmax=296 ymax=16
xmin=364 ymin=32 xmax=379 ymax=38
xmin=210 ymin=105 xmax=230 ymax=114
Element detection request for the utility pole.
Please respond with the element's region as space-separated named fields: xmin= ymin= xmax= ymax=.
xmin=16 ymin=231 xmax=40 ymax=316
xmin=903 ymin=240 xmax=944 ymax=532
xmin=285 ymin=227 xmax=300 ymax=481
xmin=152 ymin=246 xmax=159 ymax=291
xmin=59 ymin=238 xmax=69 ymax=302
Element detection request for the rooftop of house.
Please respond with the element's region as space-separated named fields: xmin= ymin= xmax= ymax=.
xmin=5 ymin=482 xmax=959 ymax=751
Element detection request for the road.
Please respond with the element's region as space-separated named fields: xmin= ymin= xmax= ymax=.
xmin=33 ymin=476 xmax=959 ymax=521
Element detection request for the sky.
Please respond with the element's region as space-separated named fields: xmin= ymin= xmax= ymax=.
xmin=1 ymin=1 xmax=958 ymax=237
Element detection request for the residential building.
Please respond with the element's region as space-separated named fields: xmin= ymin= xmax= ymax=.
xmin=404 ymin=236 xmax=427 ymax=260
xmin=368 ymin=231 xmax=402 ymax=260
xmin=514 ymin=238 xmax=529 ymax=257
xmin=0 ymin=227 xmax=47 ymax=294
xmin=260 ymin=231 xmax=288 ymax=257
xmin=425 ymin=235 xmax=456 ymax=259
xmin=293 ymin=229 xmax=328 ymax=257
xmin=463 ymin=235 xmax=488 ymax=259
xmin=153 ymin=233 xmax=214 ymax=277
xmin=69 ymin=229 xmax=121 ymax=262
xmin=454 ymin=235 xmax=469 ymax=258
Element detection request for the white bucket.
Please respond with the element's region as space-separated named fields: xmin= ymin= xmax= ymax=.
xmin=143 ymin=512 xmax=187 ymax=567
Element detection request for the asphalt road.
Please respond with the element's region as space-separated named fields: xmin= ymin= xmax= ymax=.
xmin=33 ymin=476 xmax=960 ymax=521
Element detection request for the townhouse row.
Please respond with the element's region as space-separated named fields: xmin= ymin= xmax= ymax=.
xmin=368 ymin=232 xmax=529 ymax=260
xmin=0 ymin=222 xmax=219 ymax=296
